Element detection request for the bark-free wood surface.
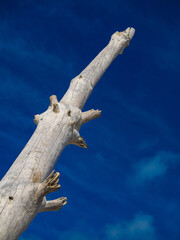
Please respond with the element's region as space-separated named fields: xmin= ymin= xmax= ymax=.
xmin=0 ymin=28 xmax=135 ymax=240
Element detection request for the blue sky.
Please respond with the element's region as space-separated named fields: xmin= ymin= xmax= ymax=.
xmin=0 ymin=0 xmax=180 ymax=239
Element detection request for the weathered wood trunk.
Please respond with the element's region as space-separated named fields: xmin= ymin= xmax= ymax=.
xmin=0 ymin=28 xmax=135 ymax=240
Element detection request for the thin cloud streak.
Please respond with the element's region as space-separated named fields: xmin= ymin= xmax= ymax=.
xmin=44 ymin=212 xmax=157 ymax=240
xmin=127 ymin=151 xmax=180 ymax=186
xmin=105 ymin=213 xmax=156 ymax=240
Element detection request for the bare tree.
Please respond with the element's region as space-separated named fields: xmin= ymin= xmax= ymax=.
xmin=0 ymin=27 xmax=135 ymax=240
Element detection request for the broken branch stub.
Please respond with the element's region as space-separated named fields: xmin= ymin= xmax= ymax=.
xmin=33 ymin=114 xmax=40 ymax=125
xmin=49 ymin=95 xmax=59 ymax=106
xmin=81 ymin=109 xmax=101 ymax=125
xmin=39 ymin=197 xmax=67 ymax=212
xmin=36 ymin=170 xmax=61 ymax=202
xmin=72 ymin=136 xmax=88 ymax=149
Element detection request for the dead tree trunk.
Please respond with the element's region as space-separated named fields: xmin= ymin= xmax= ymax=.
xmin=0 ymin=28 xmax=135 ymax=240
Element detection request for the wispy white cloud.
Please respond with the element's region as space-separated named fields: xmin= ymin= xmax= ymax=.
xmin=127 ymin=151 xmax=180 ymax=186
xmin=105 ymin=213 xmax=156 ymax=240
xmin=41 ymin=213 xmax=157 ymax=240
xmin=55 ymin=213 xmax=156 ymax=240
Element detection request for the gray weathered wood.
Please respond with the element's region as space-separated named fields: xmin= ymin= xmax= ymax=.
xmin=0 ymin=28 xmax=135 ymax=240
